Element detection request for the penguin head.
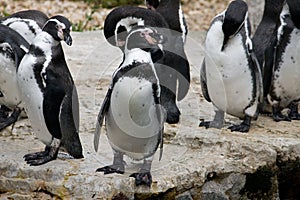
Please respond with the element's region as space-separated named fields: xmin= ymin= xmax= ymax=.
xmin=42 ymin=15 xmax=72 ymax=46
xmin=222 ymin=0 xmax=248 ymax=51
xmin=145 ymin=0 xmax=160 ymax=10
xmin=125 ymin=26 xmax=166 ymax=62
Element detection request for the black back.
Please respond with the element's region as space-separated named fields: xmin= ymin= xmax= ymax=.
xmin=252 ymin=0 xmax=284 ymax=66
xmin=287 ymin=0 xmax=300 ymax=29
xmin=0 ymin=10 xmax=48 ymax=30
xmin=147 ymin=0 xmax=187 ymax=35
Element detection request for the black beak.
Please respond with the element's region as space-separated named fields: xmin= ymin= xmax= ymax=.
xmin=64 ymin=34 xmax=72 ymax=46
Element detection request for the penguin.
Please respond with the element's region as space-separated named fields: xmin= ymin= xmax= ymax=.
xmin=252 ymin=0 xmax=285 ymax=113
xmin=94 ymin=26 xmax=165 ymax=187
xmin=17 ymin=15 xmax=83 ymax=165
xmin=0 ymin=10 xmax=49 ymax=129
xmin=0 ymin=24 xmax=30 ymax=130
xmin=264 ymin=0 xmax=300 ymax=122
xmin=104 ymin=5 xmax=190 ymax=124
xmin=199 ymin=0 xmax=263 ymax=133
xmin=145 ymin=0 xmax=188 ymax=42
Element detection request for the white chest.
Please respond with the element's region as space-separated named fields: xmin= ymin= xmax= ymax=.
xmin=204 ymin=22 xmax=254 ymax=117
xmin=273 ymin=29 xmax=300 ymax=104
xmin=106 ymin=76 xmax=161 ymax=159
xmin=17 ymin=53 xmax=52 ymax=145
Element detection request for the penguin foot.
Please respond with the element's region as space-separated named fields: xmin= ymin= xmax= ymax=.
xmin=273 ymin=113 xmax=291 ymax=122
xmin=24 ymin=144 xmax=59 ymax=166
xmin=199 ymin=121 xmax=223 ymax=129
xmin=129 ymin=172 xmax=152 ymax=187
xmin=228 ymin=123 xmax=250 ymax=133
xmin=288 ymin=107 xmax=300 ymax=120
xmin=289 ymin=113 xmax=300 ymax=120
xmin=96 ymin=165 xmax=125 ymax=175
xmin=0 ymin=108 xmax=21 ymax=131
xmin=24 ymin=151 xmax=56 ymax=166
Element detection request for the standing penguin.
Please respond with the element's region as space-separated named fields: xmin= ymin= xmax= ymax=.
xmin=252 ymin=0 xmax=284 ymax=113
xmin=0 ymin=10 xmax=49 ymax=129
xmin=0 ymin=24 xmax=30 ymax=130
xmin=145 ymin=0 xmax=190 ymax=123
xmin=264 ymin=0 xmax=300 ymax=122
xmin=94 ymin=26 xmax=165 ymax=187
xmin=17 ymin=15 xmax=83 ymax=165
xmin=103 ymin=5 xmax=190 ymax=124
xmin=199 ymin=0 xmax=263 ymax=132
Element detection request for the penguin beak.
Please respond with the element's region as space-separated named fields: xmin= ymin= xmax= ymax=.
xmin=64 ymin=33 xmax=72 ymax=46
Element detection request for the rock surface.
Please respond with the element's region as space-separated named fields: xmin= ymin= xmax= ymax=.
xmin=1 ymin=31 xmax=300 ymax=199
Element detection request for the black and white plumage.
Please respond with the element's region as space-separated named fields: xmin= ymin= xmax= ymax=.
xmin=264 ymin=1 xmax=300 ymax=122
xmin=103 ymin=5 xmax=190 ymax=124
xmin=199 ymin=0 xmax=263 ymax=133
xmin=94 ymin=26 xmax=165 ymax=187
xmin=0 ymin=24 xmax=30 ymax=130
xmin=0 ymin=10 xmax=49 ymax=129
xmin=17 ymin=15 xmax=83 ymax=165
xmin=252 ymin=0 xmax=284 ymax=113
xmin=145 ymin=0 xmax=188 ymax=42
xmin=252 ymin=0 xmax=285 ymax=66
xmin=1 ymin=10 xmax=48 ymax=44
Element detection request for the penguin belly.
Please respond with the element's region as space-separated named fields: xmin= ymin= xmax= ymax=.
xmin=106 ymin=77 xmax=161 ymax=160
xmin=0 ymin=46 xmax=22 ymax=108
xmin=272 ymin=29 xmax=300 ymax=107
xmin=17 ymin=55 xmax=53 ymax=145
xmin=205 ymin=33 xmax=254 ymax=118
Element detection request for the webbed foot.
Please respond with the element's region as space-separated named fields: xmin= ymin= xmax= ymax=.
xmin=96 ymin=165 xmax=125 ymax=174
xmin=228 ymin=123 xmax=250 ymax=133
xmin=228 ymin=116 xmax=251 ymax=133
xmin=24 ymin=146 xmax=58 ymax=166
xmin=129 ymin=172 xmax=152 ymax=187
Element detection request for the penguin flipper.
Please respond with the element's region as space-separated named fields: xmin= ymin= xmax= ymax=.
xmin=263 ymin=32 xmax=278 ymax=99
xmin=200 ymin=58 xmax=211 ymax=102
xmin=94 ymin=87 xmax=112 ymax=152
xmin=174 ymin=36 xmax=190 ymax=101
xmin=43 ymin=70 xmax=66 ymax=140
xmin=250 ymin=51 xmax=263 ymax=104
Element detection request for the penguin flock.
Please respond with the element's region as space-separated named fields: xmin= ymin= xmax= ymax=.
xmin=0 ymin=0 xmax=299 ymax=187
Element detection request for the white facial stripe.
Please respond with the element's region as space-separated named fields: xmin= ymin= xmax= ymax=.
xmin=115 ymin=17 xmax=145 ymax=45
xmin=44 ymin=18 xmax=66 ymax=30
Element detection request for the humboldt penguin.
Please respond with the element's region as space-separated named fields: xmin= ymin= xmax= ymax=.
xmin=199 ymin=0 xmax=263 ymax=132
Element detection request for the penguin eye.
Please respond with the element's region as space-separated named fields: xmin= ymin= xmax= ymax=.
xmin=140 ymin=32 xmax=146 ymax=38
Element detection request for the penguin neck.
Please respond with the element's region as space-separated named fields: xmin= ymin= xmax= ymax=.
xmin=32 ymin=31 xmax=59 ymax=54
xmin=123 ymin=48 xmax=152 ymax=66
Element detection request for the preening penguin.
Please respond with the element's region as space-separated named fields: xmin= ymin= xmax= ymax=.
xmin=104 ymin=5 xmax=190 ymax=124
xmin=94 ymin=26 xmax=165 ymax=187
xmin=199 ymin=0 xmax=263 ymax=133
xmin=0 ymin=24 xmax=30 ymax=130
xmin=17 ymin=15 xmax=83 ymax=165
xmin=264 ymin=1 xmax=300 ymax=122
